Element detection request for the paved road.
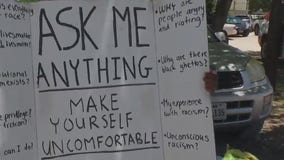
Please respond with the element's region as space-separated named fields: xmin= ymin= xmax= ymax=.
xmin=228 ymin=33 xmax=261 ymax=59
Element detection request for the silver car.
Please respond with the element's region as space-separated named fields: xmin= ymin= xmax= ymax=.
xmin=208 ymin=28 xmax=273 ymax=137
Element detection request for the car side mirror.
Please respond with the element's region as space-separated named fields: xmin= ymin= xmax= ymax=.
xmin=215 ymin=31 xmax=229 ymax=44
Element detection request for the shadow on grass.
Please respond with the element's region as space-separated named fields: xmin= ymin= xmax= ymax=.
xmin=276 ymin=68 xmax=284 ymax=95
xmin=215 ymin=100 xmax=284 ymax=160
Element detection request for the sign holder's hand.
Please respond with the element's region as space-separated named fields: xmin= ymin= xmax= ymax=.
xmin=203 ymin=70 xmax=217 ymax=93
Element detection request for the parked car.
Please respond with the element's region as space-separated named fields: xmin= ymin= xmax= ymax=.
xmin=223 ymin=23 xmax=237 ymax=36
xmin=235 ymin=14 xmax=254 ymax=32
xmin=208 ymin=27 xmax=273 ymax=137
xmin=251 ymin=14 xmax=265 ymax=35
xmin=223 ymin=16 xmax=250 ymax=37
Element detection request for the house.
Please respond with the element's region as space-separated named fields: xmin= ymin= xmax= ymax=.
xmin=229 ymin=0 xmax=249 ymax=15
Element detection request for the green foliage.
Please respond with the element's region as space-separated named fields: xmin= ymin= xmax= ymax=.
xmin=223 ymin=147 xmax=259 ymax=160
xmin=249 ymin=0 xmax=271 ymax=13
xmin=206 ymin=0 xmax=216 ymax=15
xmin=206 ymin=0 xmax=216 ymax=24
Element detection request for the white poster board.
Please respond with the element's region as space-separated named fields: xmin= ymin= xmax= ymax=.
xmin=31 ymin=1 xmax=164 ymax=160
xmin=0 ymin=0 xmax=37 ymax=159
xmin=0 ymin=0 xmax=216 ymax=160
xmin=153 ymin=0 xmax=216 ymax=160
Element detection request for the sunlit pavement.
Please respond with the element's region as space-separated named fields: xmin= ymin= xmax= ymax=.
xmin=228 ymin=32 xmax=261 ymax=59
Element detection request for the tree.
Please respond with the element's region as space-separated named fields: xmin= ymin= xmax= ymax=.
xmin=264 ymin=0 xmax=284 ymax=89
xmin=206 ymin=0 xmax=215 ymax=17
xmin=249 ymin=0 xmax=270 ymax=13
xmin=208 ymin=0 xmax=233 ymax=32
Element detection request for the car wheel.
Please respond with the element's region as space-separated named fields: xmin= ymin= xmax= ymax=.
xmin=242 ymin=30 xmax=250 ymax=37
xmin=261 ymin=40 xmax=268 ymax=59
xmin=254 ymin=25 xmax=259 ymax=35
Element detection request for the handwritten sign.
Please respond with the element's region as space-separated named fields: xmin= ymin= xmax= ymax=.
xmin=0 ymin=0 xmax=216 ymax=160
xmin=153 ymin=0 xmax=216 ymax=160
xmin=0 ymin=0 xmax=37 ymax=159
xmin=31 ymin=1 xmax=164 ymax=160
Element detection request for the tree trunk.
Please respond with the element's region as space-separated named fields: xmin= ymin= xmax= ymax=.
xmin=264 ymin=0 xmax=284 ymax=90
xmin=211 ymin=0 xmax=233 ymax=32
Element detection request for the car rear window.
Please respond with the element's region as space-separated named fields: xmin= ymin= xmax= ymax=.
xmin=226 ymin=17 xmax=242 ymax=24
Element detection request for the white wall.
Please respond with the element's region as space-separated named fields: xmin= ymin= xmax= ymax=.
xmin=229 ymin=0 xmax=248 ymax=15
